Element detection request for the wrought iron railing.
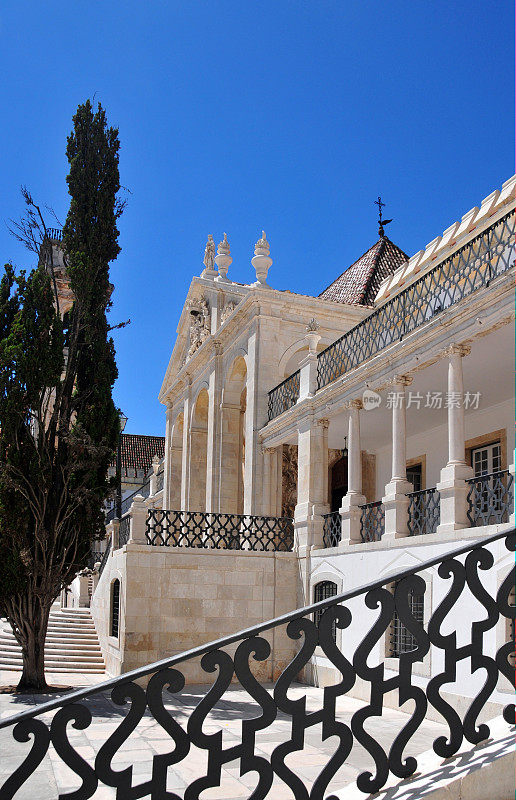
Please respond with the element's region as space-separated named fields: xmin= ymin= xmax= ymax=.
xmin=0 ymin=528 xmax=513 ymax=798
xmin=97 ymin=538 xmax=111 ymax=577
xmin=118 ymin=515 xmax=131 ymax=547
xmin=105 ymin=480 xmax=152 ymax=523
xmin=467 ymin=469 xmax=514 ymax=527
xmin=87 ymin=548 xmax=104 ymax=570
xmin=45 ymin=226 xmax=63 ymax=241
xmin=146 ymin=509 xmax=294 ymax=551
xmin=407 ymin=487 xmax=440 ymax=536
xmin=360 ymin=500 xmax=385 ymax=542
xmin=267 ymin=369 xmax=300 ymax=420
xmin=267 ymin=211 xmax=515 ymax=419
xmin=323 ymin=510 xmax=342 ymax=547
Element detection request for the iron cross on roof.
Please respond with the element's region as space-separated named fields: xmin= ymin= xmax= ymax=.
xmin=375 ymin=196 xmax=393 ymax=237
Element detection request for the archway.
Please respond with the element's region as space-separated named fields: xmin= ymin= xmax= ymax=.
xmin=189 ymin=389 xmax=208 ymax=511
xmin=220 ymin=357 xmax=247 ymax=515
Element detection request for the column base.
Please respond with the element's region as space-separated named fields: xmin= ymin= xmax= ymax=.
xmin=436 ymin=462 xmax=474 ymax=535
xmin=294 ymin=501 xmax=328 ymax=550
xmin=382 ymin=479 xmax=412 ymax=540
xmin=339 ymin=492 xmax=366 ymax=547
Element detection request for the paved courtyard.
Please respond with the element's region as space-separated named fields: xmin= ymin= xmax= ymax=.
xmin=0 ymin=668 xmax=451 ymax=799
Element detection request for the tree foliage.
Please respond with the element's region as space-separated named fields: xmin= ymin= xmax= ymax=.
xmin=0 ymin=100 xmax=123 ymax=689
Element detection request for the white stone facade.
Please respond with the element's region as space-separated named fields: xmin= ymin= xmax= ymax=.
xmin=92 ymin=176 xmax=515 ymax=718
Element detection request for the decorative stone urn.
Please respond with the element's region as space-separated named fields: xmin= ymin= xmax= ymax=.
xmin=215 ymin=233 xmax=232 ymax=281
xmin=305 ymin=319 xmax=321 ymax=353
xmin=251 ymin=231 xmax=272 ymax=287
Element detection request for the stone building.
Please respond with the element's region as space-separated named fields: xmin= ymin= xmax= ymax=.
xmin=90 ymin=176 xmax=515 ymax=715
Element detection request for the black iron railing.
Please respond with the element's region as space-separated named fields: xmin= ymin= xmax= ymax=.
xmin=267 ymin=211 xmax=515 ymax=419
xmin=45 ymin=226 xmax=63 ymax=241
xmin=146 ymin=509 xmax=294 ymax=551
xmin=97 ymin=538 xmax=111 ymax=577
xmin=360 ymin=500 xmax=385 ymax=542
xmin=0 ymin=529 xmax=513 ymax=798
xmin=407 ymin=487 xmax=440 ymax=536
xmin=105 ymin=480 xmax=152 ymax=523
xmin=467 ymin=469 xmax=514 ymax=527
xmin=323 ymin=510 xmax=342 ymax=547
xmin=118 ymin=515 xmax=131 ymax=547
xmin=267 ymin=369 xmax=300 ymax=420
xmin=87 ymin=548 xmax=104 ymax=570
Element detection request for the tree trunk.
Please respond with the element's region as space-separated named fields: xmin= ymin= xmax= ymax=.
xmin=9 ymin=596 xmax=50 ymax=692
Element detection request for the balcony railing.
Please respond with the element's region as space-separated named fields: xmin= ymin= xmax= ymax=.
xmin=156 ymin=471 xmax=164 ymax=492
xmin=147 ymin=509 xmax=294 ymax=551
xmin=407 ymin=487 xmax=440 ymax=536
xmin=0 ymin=528 xmax=513 ymax=798
xmin=118 ymin=515 xmax=131 ymax=547
xmin=105 ymin=479 xmax=151 ymax=523
xmin=267 ymin=369 xmax=300 ymax=419
xmin=323 ymin=510 xmax=342 ymax=547
xmin=97 ymin=538 xmax=111 ymax=577
xmin=45 ymin=226 xmax=63 ymax=241
xmin=360 ymin=500 xmax=385 ymax=542
xmin=267 ymin=210 xmax=514 ymax=420
xmin=467 ymin=470 xmax=514 ymax=527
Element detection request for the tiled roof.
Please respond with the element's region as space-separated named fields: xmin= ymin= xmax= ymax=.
xmin=113 ymin=434 xmax=165 ymax=474
xmin=318 ymin=236 xmax=408 ymax=305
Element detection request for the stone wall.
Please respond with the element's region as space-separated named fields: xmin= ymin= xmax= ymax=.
xmin=91 ymin=543 xmax=301 ymax=683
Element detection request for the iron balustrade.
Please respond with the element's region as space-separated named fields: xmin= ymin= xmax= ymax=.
xmin=360 ymin=500 xmax=385 ymax=542
xmin=267 ymin=211 xmax=515 ymax=420
xmin=267 ymin=369 xmax=300 ymax=420
xmin=118 ymin=515 xmax=131 ymax=547
xmin=0 ymin=528 xmax=513 ymax=798
xmin=323 ymin=510 xmax=342 ymax=547
xmin=87 ymin=548 xmax=104 ymax=570
xmin=146 ymin=509 xmax=294 ymax=551
xmin=105 ymin=479 xmax=151 ymax=523
xmin=97 ymin=538 xmax=111 ymax=577
xmin=467 ymin=469 xmax=514 ymax=527
xmin=45 ymin=227 xmax=63 ymax=241
xmin=407 ymin=487 xmax=441 ymax=536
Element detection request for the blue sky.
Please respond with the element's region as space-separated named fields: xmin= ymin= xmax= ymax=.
xmin=0 ymin=1 xmax=512 ymax=436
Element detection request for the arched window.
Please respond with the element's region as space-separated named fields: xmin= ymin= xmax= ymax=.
xmin=390 ymin=583 xmax=424 ymax=657
xmin=313 ymin=580 xmax=338 ymax=641
xmin=111 ymin=579 xmax=120 ymax=638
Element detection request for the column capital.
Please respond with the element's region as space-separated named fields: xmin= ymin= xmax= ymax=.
xmin=390 ymin=374 xmax=413 ymax=388
xmin=346 ymin=398 xmax=363 ymax=411
xmin=210 ymin=339 xmax=223 ymax=357
xmin=262 ymin=445 xmax=276 ymax=455
xmin=441 ymin=342 xmax=471 ymax=359
xmin=317 ymin=417 xmax=330 ymax=429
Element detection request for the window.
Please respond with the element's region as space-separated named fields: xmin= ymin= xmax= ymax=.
xmin=471 ymin=442 xmax=501 ymax=476
xmin=111 ymin=579 xmax=120 ymax=638
xmin=407 ymin=463 xmax=423 ymax=492
xmin=314 ymin=580 xmax=338 ymax=641
xmin=390 ymin=583 xmax=424 ymax=657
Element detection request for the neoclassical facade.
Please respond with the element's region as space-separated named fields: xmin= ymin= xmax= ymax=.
xmin=90 ymin=176 xmax=515 ymax=714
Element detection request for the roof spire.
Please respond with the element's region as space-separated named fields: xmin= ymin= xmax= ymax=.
xmin=375 ymin=196 xmax=393 ymax=237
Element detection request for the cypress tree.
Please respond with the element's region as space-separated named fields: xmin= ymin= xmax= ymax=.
xmin=0 ymin=100 xmax=123 ymax=690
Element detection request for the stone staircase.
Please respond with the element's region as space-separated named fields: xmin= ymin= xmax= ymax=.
xmin=0 ymin=607 xmax=105 ymax=673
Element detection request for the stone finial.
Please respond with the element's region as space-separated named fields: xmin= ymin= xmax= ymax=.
xmin=251 ymin=230 xmax=272 ymax=287
xmin=215 ymin=233 xmax=232 ymax=281
xmin=152 ymin=455 xmax=160 ymax=475
xmin=305 ymin=318 xmax=321 ymax=354
xmin=202 ymin=234 xmax=217 ymax=278
xmin=254 ymin=230 xmax=270 ymax=256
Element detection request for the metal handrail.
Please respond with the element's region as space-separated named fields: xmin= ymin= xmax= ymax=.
xmin=0 ymin=525 xmax=512 ymax=730
xmin=267 ymin=210 xmax=515 ymax=419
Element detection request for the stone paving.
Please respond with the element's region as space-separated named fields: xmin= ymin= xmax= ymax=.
xmin=0 ymin=669 xmax=449 ymax=799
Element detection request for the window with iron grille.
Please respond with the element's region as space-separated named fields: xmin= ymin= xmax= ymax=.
xmin=390 ymin=583 xmax=424 ymax=658
xmin=313 ymin=581 xmax=338 ymax=642
xmin=111 ymin=579 xmax=120 ymax=638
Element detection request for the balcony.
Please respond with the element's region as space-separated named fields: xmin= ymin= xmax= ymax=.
xmin=267 ymin=210 xmax=514 ymax=421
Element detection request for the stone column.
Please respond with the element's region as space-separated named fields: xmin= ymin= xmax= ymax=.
xmin=383 ymin=375 xmax=413 ymax=539
xmin=340 ymin=400 xmax=366 ymax=546
xmin=294 ymin=417 xmax=330 ymax=554
xmin=128 ymin=495 xmax=147 ymax=544
xmin=262 ymin=446 xmax=277 ymax=516
xmin=149 ymin=455 xmax=160 ymax=497
xmin=206 ymin=341 xmax=223 ymax=512
xmin=219 ymin=402 xmax=243 ymax=514
xmin=180 ymin=378 xmax=191 ymax=510
xmin=437 ymin=344 xmax=473 ymax=534
xmin=162 ymin=405 xmax=173 ymax=508
xmin=188 ymin=426 xmax=207 ymax=511
xmin=298 ymin=320 xmax=321 ymax=402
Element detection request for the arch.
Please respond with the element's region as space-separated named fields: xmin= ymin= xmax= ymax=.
xmin=110 ymin=578 xmax=120 ymax=638
xmin=278 ymin=337 xmax=330 ymax=380
xmin=189 ymin=389 xmax=208 ymax=511
xmin=220 ymin=357 xmax=248 ymax=515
